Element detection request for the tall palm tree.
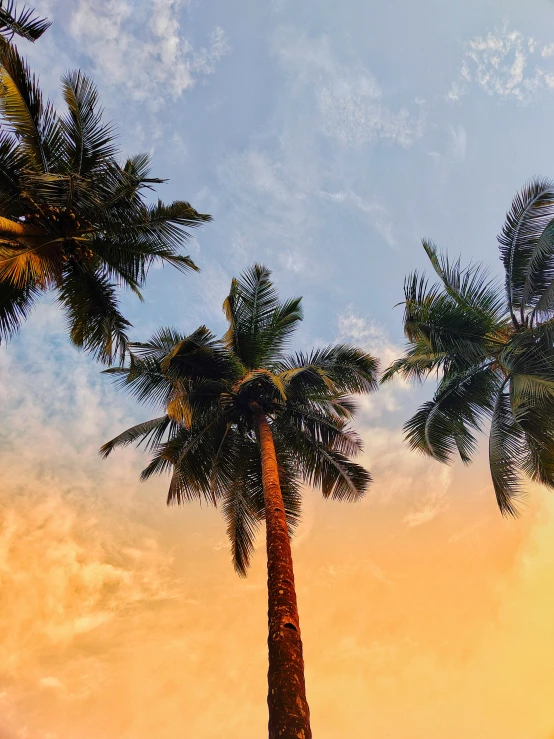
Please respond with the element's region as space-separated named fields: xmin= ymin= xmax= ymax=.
xmin=0 ymin=1 xmax=50 ymax=43
xmin=383 ymin=179 xmax=554 ymax=515
xmin=0 ymin=41 xmax=210 ymax=362
xmin=100 ymin=264 xmax=378 ymax=739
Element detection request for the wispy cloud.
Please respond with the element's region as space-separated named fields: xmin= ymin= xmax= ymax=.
xmin=448 ymin=26 xmax=554 ymax=103
xmin=320 ymin=190 xmax=397 ymax=248
xmin=67 ymin=0 xmax=229 ymax=108
xmin=274 ymin=27 xmax=425 ymax=148
xmin=403 ymin=476 xmax=450 ymax=527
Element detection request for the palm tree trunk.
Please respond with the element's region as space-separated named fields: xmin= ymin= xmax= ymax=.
xmin=252 ymin=403 xmax=312 ymax=739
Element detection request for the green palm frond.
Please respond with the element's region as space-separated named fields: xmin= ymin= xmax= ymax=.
xmin=222 ymin=263 xmax=303 ymax=367
xmin=0 ymin=2 xmax=50 ymax=42
xmin=0 ymin=129 xmax=25 ymax=208
xmin=60 ymin=71 xmax=117 ymax=177
xmin=101 ymin=264 xmax=376 ymax=575
xmin=404 ymin=364 xmax=499 ymax=464
xmin=402 ymin=271 xmax=501 ymax=366
xmin=422 ymin=239 xmax=505 ymax=317
xmin=489 ymin=387 xmax=526 ymax=516
xmin=0 ymin=40 xmax=63 ymax=171
xmin=390 ymin=181 xmax=554 ymax=516
xmin=57 ymin=262 xmax=131 ymax=363
xmin=99 ymin=416 xmax=174 ymax=459
xmin=0 ymin=48 xmax=211 ymax=359
xmin=275 ymin=417 xmax=370 ymax=502
xmin=0 ymin=276 xmax=39 ymax=341
xmin=279 ymin=344 xmax=378 ymax=397
xmin=498 ymin=178 xmax=554 ymax=318
xmin=380 ymin=344 xmax=447 ymax=383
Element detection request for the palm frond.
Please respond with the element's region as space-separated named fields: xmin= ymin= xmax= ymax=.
xmin=0 ymin=2 xmax=51 ymax=42
xmin=60 ymin=71 xmax=117 ymax=177
xmin=279 ymin=344 xmax=378 ymax=398
xmin=489 ymin=385 xmax=526 ymax=516
xmin=57 ymin=262 xmax=131 ymax=364
xmin=404 ymin=364 xmax=499 ymax=464
xmin=275 ymin=418 xmax=371 ymax=502
xmin=422 ymin=239 xmax=505 ymax=318
xmin=498 ymin=178 xmax=554 ymax=317
xmin=0 ymin=275 xmax=40 ymax=341
xmin=99 ymin=415 xmax=173 ymax=458
xmin=222 ymin=263 xmax=303 ymax=367
xmin=0 ymin=39 xmax=64 ymax=171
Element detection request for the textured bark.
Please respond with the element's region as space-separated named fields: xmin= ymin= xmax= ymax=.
xmin=252 ymin=403 xmax=312 ymax=739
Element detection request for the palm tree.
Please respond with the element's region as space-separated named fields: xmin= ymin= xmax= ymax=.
xmin=100 ymin=264 xmax=378 ymax=739
xmin=0 ymin=41 xmax=210 ymax=362
xmin=0 ymin=1 xmax=50 ymax=43
xmin=383 ymin=179 xmax=554 ymax=515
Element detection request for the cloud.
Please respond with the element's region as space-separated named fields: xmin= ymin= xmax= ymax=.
xmin=66 ymin=0 xmax=229 ymax=109
xmin=274 ymin=27 xmax=425 ymax=148
xmin=448 ymin=26 xmax=554 ymax=103
xmin=22 ymin=0 xmax=230 ymax=154
xmin=320 ymin=190 xmax=397 ymax=248
xmin=337 ymin=308 xmax=401 ymax=369
xmin=428 ymin=124 xmax=467 ymax=167
xmin=336 ymin=308 xmax=410 ymax=420
xmin=212 ymin=26 xmax=423 ymax=276
xmin=216 ymin=142 xmax=318 ymax=273
xmin=402 ymin=477 xmax=449 ymax=527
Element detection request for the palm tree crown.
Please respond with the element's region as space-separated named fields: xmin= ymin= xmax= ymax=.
xmin=0 ymin=42 xmax=210 ymax=361
xmin=384 ymin=179 xmax=554 ymax=515
xmin=101 ymin=264 xmax=378 ymax=574
xmin=0 ymin=1 xmax=50 ymax=43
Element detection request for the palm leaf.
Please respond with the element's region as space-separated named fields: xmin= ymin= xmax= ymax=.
xmin=57 ymin=262 xmax=131 ymax=363
xmin=0 ymin=39 xmax=64 ymax=171
xmin=60 ymin=71 xmax=117 ymax=177
xmin=0 ymin=276 xmax=40 ymax=341
xmin=498 ymin=178 xmax=554 ymax=318
xmin=489 ymin=385 xmax=525 ymax=516
xmin=0 ymin=2 xmax=50 ymax=42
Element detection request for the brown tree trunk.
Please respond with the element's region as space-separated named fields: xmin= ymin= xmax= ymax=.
xmin=252 ymin=403 xmax=312 ymax=739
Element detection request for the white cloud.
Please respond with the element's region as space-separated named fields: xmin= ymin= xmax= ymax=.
xmin=402 ymin=478 xmax=449 ymax=527
xmin=216 ymin=142 xmax=318 ymax=272
xmin=449 ymin=26 xmax=554 ymax=103
xmin=337 ymin=308 xmax=401 ymax=369
xmin=320 ymin=190 xmax=397 ymax=248
xmin=66 ymin=0 xmax=229 ymax=108
xmin=274 ymin=27 xmax=425 ymax=148
xmin=428 ymin=124 xmax=467 ymax=166
xmin=25 ymin=0 xmax=229 ymax=119
xmin=336 ymin=308 xmax=411 ymax=422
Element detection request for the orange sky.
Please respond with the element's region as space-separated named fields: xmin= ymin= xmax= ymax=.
xmin=1 ymin=312 xmax=554 ymax=738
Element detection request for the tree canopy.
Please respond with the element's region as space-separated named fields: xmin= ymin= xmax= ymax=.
xmin=101 ymin=264 xmax=378 ymax=573
xmin=384 ymin=179 xmax=554 ymax=515
xmin=0 ymin=42 xmax=210 ymax=362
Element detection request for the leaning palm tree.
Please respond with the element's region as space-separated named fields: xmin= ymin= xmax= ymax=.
xmin=0 ymin=1 xmax=50 ymax=43
xmin=0 ymin=41 xmax=210 ymax=362
xmin=383 ymin=179 xmax=554 ymax=515
xmin=100 ymin=264 xmax=378 ymax=739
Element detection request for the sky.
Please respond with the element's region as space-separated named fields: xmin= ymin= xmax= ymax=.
xmin=2 ymin=0 xmax=554 ymax=736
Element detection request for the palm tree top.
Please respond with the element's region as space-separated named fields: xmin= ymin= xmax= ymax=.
xmin=384 ymin=178 xmax=554 ymax=516
xmin=0 ymin=2 xmax=50 ymax=43
xmin=0 ymin=42 xmax=211 ymax=362
xmin=101 ymin=264 xmax=379 ymax=574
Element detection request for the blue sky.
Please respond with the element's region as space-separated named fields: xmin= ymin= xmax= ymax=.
xmin=21 ymin=0 xmax=554 ymax=354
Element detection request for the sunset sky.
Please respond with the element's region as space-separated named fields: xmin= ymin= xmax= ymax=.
xmin=2 ymin=0 xmax=554 ymax=737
